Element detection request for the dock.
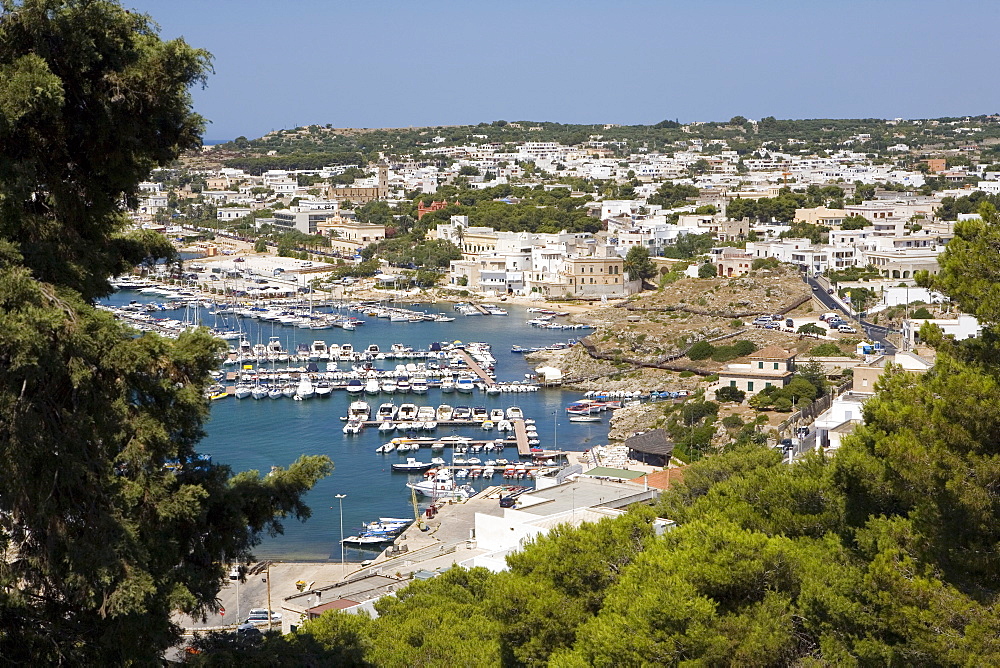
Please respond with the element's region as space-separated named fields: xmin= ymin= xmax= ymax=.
xmin=453 ymin=349 xmax=495 ymax=386
xmin=512 ymin=419 xmax=531 ymax=456
xmin=471 ymin=304 xmax=491 ymax=315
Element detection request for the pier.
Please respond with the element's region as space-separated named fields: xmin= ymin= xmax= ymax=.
xmin=513 ymin=419 xmax=532 ymax=456
xmin=471 ymin=304 xmax=491 ymax=315
xmin=453 ymin=349 xmax=495 ymax=386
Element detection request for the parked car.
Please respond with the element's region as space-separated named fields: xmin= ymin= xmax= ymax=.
xmin=245 ymin=608 xmax=281 ymax=623
xmin=785 ymin=318 xmax=794 ymax=328
xmin=838 ymin=324 xmax=857 ymax=333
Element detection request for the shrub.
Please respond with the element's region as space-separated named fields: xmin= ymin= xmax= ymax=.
xmin=721 ymin=415 xmax=744 ymax=429
xmin=798 ymin=323 xmax=826 ymax=335
xmin=751 ymin=257 xmax=780 ymax=270
xmin=698 ymin=263 xmax=717 ymax=278
xmin=679 ymin=370 xmax=695 ymax=378
xmin=687 ymin=341 xmax=714 ymax=360
xmin=809 ymin=342 xmax=849 ymax=357
xmin=911 ymin=307 xmax=934 ymax=319
xmin=716 ymin=386 xmax=746 ymax=403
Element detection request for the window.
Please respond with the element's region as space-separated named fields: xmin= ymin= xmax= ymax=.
xmin=730 ymin=381 xmax=736 ymax=387
xmin=758 ymin=362 xmax=764 ymax=369
xmin=773 ymin=362 xmax=779 ymax=370
xmin=766 ymin=382 xmax=772 ymax=388
xmin=748 ymin=381 xmax=754 ymax=392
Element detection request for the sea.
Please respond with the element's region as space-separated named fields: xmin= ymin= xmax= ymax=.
xmin=102 ymin=290 xmax=608 ymax=560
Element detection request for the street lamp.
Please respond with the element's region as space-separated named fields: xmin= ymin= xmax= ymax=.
xmin=335 ymin=494 xmax=346 ymax=571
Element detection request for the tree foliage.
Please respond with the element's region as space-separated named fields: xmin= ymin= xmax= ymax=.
xmin=622 ymin=245 xmax=656 ymax=284
xmin=0 ymin=2 xmax=332 ymax=662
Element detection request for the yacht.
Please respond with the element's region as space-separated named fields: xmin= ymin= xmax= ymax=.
xmin=455 ymin=377 xmax=475 ymax=393
xmin=310 ymin=341 xmax=329 ymax=361
xmin=364 ymin=378 xmax=381 ymax=395
xmin=376 ymin=403 xmax=398 ymax=421
xmin=395 ymin=377 xmax=411 ymax=394
xmin=294 ymin=376 xmax=315 ymax=400
xmin=381 ymin=378 xmax=397 ymax=394
xmin=345 ymin=379 xmax=364 ymax=394
xmin=398 ymin=403 xmax=418 ymax=421
xmin=472 ymin=407 xmax=489 ymax=422
xmin=410 ymin=376 xmax=428 ymax=394
xmin=453 ymin=406 xmax=472 ymax=420
xmin=342 ymin=419 xmax=363 ymax=435
xmin=314 ymin=381 xmax=332 ymax=398
xmin=436 ymin=404 xmax=454 ymax=421
xmin=251 ymin=385 xmax=268 ymax=400
xmin=339 ymin=344 xmax=354 ymax=361
xmin=440 ymin=378 xmax=455 ymax=393
xmin=505 ymin=406 xmax=524 ymax=420
xmin=348 ymin=400 xmax=371 ymax=421
xmin=489 ymin=408 xmax=505 ymax=422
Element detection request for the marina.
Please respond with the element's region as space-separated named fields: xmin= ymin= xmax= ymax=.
xmin=101 ymin=287 xmax=611 ymax=560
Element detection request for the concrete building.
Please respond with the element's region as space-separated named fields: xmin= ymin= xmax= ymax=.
xmin=717 ymin=346 xmax=796 ymax=396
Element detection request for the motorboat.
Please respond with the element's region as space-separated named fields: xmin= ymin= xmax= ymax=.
xmin=349 ymin=400 xmax=371 ymax=421
xmin=375 ymin=442 xmax=395 ymax=453
xmin=440 ymin=379 xmax=455 ymax=393
xmin=436 ymin=404 xmax=454 ymax=421
xmin=314 ymin=381 xmax=332 ymax=397
xmin=411 ymin=376 xmax=428 ymax=394
xmin=472 ymin=407 xmax=488 ymax=422
xmin=416 ymin=406 xmax=436 ymax=422
xmin=398 ymin=403 xmax=418 ymax=421
xmin=294 ymin=376 xmax=314 ymax=400
xmin=364 ymin=378 xmax=381 ymax=395
xmin=345 ymin=379 xmax=364 ymax=394
xmin=395 ymin=377 xmax=411 ymax=394
xmin=569 ymin=415 xmax=602 ymax=423
xmin=490 ymin=409 xmax=505 ymax=421
xmin=381 ymin=378 xmax=397 ymax=394
xmin=342 ymin=419 xmax=363 ymax=435
xmin=378 ymin=421 xmax=396 ymax=433
xmin=496 ymin=420 xmax=512 ymax=432
xmin=455 ymin=377 xmax=475 ymax=393
xmin=392 ymin=458 xmax=435 ymax=472
xmin=376 ymin=403 xmax=398 ymax=421
xmin=481 ymin=420 xmax=494 ymax=430
xmin=453 ymin=406 xmax=472 ymax=420
xmin=505 ymin=406 xmax=524 ymax=420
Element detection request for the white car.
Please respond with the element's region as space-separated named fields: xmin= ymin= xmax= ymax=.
xmin=837 ymin=324 xmax=857 ymax=333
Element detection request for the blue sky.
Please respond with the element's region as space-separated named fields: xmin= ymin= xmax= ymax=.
xmin=127 ymin=0 xmax=999 ymax=141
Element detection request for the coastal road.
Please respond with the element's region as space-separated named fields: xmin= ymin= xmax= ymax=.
xmin=804 ymin=275 xmax=898 ymax=354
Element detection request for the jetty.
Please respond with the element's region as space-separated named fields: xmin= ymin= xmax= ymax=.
xmin=453 ymin=349 xmax=495 ymax=386
xmin=512 ymin=419 xmax=532 ymax=456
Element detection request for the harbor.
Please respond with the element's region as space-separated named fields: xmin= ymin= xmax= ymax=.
xmin=102 ymin=286 xmax=614 ymax=560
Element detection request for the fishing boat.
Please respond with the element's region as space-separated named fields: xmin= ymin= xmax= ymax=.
xmin=392 ymin=458 xmax=434 ymax=472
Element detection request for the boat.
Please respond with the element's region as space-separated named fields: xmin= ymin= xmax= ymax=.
xmin=251 ymin=385 xmax=268 ymax=400
xmin=341 ymin=534 xmax=394 ymax=546
xmin=481 ymin=420 xmax=494 ymax=430
xmin=376 ymin=403 xmax=398 ymax=421
xmin=364 ymin=378 xmax=381 ymax=395
xmin=381 ymin=378 xmax=397 ymax=394
xmin=392 ymin=458 xmax=435 ymax=472
xmin=343 ymin=419 xmax=363 ymax=434
xmin=472 ymin=407 xmax=489 ymax=422
xmin=268 ymin=387 xmax=283 ymax=400
xmin=349 ymin=400 xmax=371 ymax=421
xmin=416 ymin=406 xmax=436 ymax=422
xmin=440 ymin=379 xmax=455 ymax=393
xmin=436 ymin=404 xmax=454 ymax=421
xmin=496 ymin=419 xmax=512 ymax=432
xmin=378 ymin=421 xmax=396 ymax=433
xmin=411 ymin=376 xmax=428 ymax=394
xmin=455 ymin=377 xmax=475 ymax=393
xmin=505 ymin=406 xmax=524 ymax=420
xmin=314 ymin=380 xmax=332 ymax=397
xmin=569 ymin=415 xmax=602 ymax=423
xmin=453 ymin=406 xmax=472 ymax=420
xmin=395 ymin=377 xmax=411 ymax=394
xmin=407 ymin=468 xmax=474 ymax=500
xmin=489 ymin=408 xmax=505 ymax=421
xmin=345 ymin=379 xmax=364 ymax=394
xmin=398 ymin=403 xmax=418 ymax=421
xmin=233 ymin=385 xmax=252 ymax=400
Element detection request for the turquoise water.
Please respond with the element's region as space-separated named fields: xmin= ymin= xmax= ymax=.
xmin=105 ymin=292 xmax=608 ymax=560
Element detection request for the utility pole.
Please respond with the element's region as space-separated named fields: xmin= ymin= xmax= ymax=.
xmin=266 ymin=561 xmax=273 ymax=632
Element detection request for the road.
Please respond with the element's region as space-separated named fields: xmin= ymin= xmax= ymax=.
xmin=804 ymin=275 xmax=898 ymax=354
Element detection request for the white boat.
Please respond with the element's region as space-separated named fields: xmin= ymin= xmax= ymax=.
xmin=569 ymin=415 xmax=602 ymax=423
xmin=395 ymin=378 xmax=411 ymax=394
xmin=378 ymin=421 xmax=396 ymax=433
xmin=481 ymin=420 xmax=494 ymax=430
xmin=345 ymin=379 xmax=364 ymax=394
xmin=416 ymin=406 xmax=436 ymax=422
xmin=375 ymin=442 xmax=395 ymax=453
xmin=489 ymin=409 xmax=505 ymax=421
xmin=341 ymin=534 xmax=391 ymax=545
xmin=295 ymin=376 xmax=315 ymax=400
xmin=453 ymin=406 xmax=472 ymax=420
xmin=251 ymin=386 xmax=268 ymax=400
xmin=376 ymin=403 xmax=398 ymax=421
xmin=267 ymin=387 xmax=283 ymax=400
xmin=436 ymin=404 xmax=454 ymax=421
xmin=233 ymin=385 xmax=252 ymax=400
xmin=314 ymin=381 xmax=332 ymax=397
xmin=398 ymin=403 xmax=418 ymax=421
xmin=364 ymin=378 xmax=381 ymax=395
xmin=282 ymin=384 xmax=296 ymax=398
xmin=343 ymin=419 xmax=363 ymax=435
xmin=381 ymin=378 xmax=398 ymax=394
xmin=505 ymin=407 xmax=524 ymax=420
xmin=349 ymin=400 xmax=371 ymax=421
xmin=455 ymin=377 xmax=475 ymax=393
xmin=406 ymin=468 xmax=474 ymax=500
xmin=472 ymin=407 xmax=489 ymax=422
xmin=440 ymin=379 xmax=455 ymax=393
xmin=496 ymin=420 xmax=512 ymax=432
xmin=411 ymin=376 xmax=428 ymax=394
